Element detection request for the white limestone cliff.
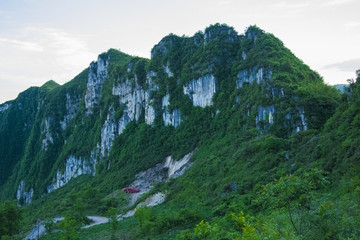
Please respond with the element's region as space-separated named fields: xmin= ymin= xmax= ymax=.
xmin=256 ymin=105 xmax=276 ymax=130
xmin=46 ymin=151 xmax=97 ymax=193
xmin=16 ymin=180 xmax=34 ymax=205
xmin=101 ymin=108 xmax=117 ymax=157
xmin=42 ymin=117 xmax=54 ymax=150
xmin=85 ymin=56 xmax=109 ymax=113
xmin=183 ymin=74 xmax=217 ymax=107
xmin=0 ymin=103 xmax=10 ymax=113
xmin=163 ymin=63 xmax=174 ymax=78
xmin=162 ymin=94 xmax=181 ymax=127
xmin=295 ymin=107 xmax=308 ymax=132
xmin=60 ymin=93 xmax=79 ymax=130
xmin=236 ymin=67 xmax=272 ymax=88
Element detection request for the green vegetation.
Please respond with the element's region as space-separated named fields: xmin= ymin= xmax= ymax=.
xmin=0 ymin=201 xmax=22 ymax=239
xmin=0 ymin=24 xmax=359 ymax=239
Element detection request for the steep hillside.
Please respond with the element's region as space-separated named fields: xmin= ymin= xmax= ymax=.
xmin=1 ymin=24 xmax=356 ymax=240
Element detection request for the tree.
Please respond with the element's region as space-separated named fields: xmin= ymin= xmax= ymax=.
xmin=43 ymin=218 xmax=55 ymax=235
xmin=257 ymin=169 xmax=329 ymax=237
xmin=134 ymin=206 xmax=154 ymax=235
xmin=0 ymin=201 xmax=22 ymax=239
xmin=105 ymin=207 xmax=118 ymax=240
xmin=60 ymin=214 xmax=80 ymax=240
xmin=194 ymin=220 xmax=214 ymax=240
xmin=231 ymin=212 xmax=259 ymax=240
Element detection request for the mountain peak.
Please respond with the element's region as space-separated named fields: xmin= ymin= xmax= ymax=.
xmin=204 ymin=23 xmax=239 ymax=43
xmin=41 ymin=80 xmax=59 ymax=90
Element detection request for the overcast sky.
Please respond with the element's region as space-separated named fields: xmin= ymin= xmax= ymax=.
xmin=0 ymin=0 xmax=359 ymax=104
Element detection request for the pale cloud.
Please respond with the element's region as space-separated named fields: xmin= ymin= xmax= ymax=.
xmin=271 ymin=1 xmax=311 ymax=10
xmin=218 ymin=0 xmax=231 ymax=6
xmin=344 ymin=21 xmax=360 ymax=29
xmin=24 ymin=27 xmax=97 ymax=69
xmin=323 ymin=0 xmax=355 ymax=6
xmin=0 ymin=27 xmax=97 ymax=103
xmin=0 ymin=37 xmax=43 ymax=52
xmin=324 ymin=58 xmax=360 ymax=72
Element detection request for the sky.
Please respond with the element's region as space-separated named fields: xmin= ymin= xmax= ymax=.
xmin=0 ymin=0 xmax=359 ymax=104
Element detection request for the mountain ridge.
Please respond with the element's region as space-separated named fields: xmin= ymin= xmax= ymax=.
xmin=0 ymin=23 xmax=338 ymax=202
xmin=1 ymin=23 xmax=358 ymax=239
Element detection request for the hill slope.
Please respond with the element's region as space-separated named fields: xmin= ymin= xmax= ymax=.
xmin=1 ymin=24 xmax=358 ymax=239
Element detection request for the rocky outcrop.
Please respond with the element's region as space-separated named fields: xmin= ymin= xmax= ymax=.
xmin=42 ymin=117 xmax=53 ymax=150
xmin=151 ymin=36 xmax=174 ymax=59
xmin=162 ymin=94 xmax=181 ymax=127
xmin=46 ymin=152 xmax=97 ymax=193
xmin=183 ymin=74 xmax=217 ymax=107
xmin=127 ymin=151 xmax=195 ymax=206
xmin=60 ymin=93 xmax=80 ymax=130
xmin=136 ymin=192 xmax=165 ymax=207
xmin=99 ymin=73 xmax=159 ymax=157
xmin=16 ymin=180 xmax=33 ymax=205
xmin=204 ymin=24 xmax=238 ymax=44
xmin=295 ymin=107 xmax=307 ymax=132
xmin=242 ymin=51 xmax=247 ymax=60
xmin=113 ymin=79 xmax=145 ymax=125
xmin=271 ymin=87 xmax=285 ymax=98
xmin=85 ymin=56 xmax=109 ymax=113
xmin=256 ymin=105 xmax=275 ymax=130
xmin=236 ymin=67 xmax=272 ymax=88
xmin=132 ymin=150 xmax=195 ymax=190
xmin=0 ymin=103 xmax=10 ymax=113
xmin=145 ymin=71 xmax=158 ymax=125
xmin=163 ymin=63 xmax=174 ymax=78
xmin=101 ymin=108 xmax=117 ymax=157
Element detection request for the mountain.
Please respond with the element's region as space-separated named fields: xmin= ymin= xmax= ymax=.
xmin=332 ymin=83 xmax=349 ymax=93
xmin=0 ymin=24 xmax=359 ymax=239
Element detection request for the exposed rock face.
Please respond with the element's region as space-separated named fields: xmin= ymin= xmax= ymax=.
xmin=101 ymin=107 xmax=117 ymax=157
xmin=256 ymin=105 xmax=275 ymax=130
xmin=16 ymin=180 xmax=33 ymax=205
xmin=112 ymin=71 xmax=159 ymax=128
xmin=145 ymin=71 xmax=158 ymax=125
xmin=85 ymin=56 xmax=109 ymax=113
xmin=136 ymin=192 xmax=165 ymax=207
xmin=271 ymin=87 xmax=285 ymax=98
xmin=236 ymin=67 xmax=272 ymax=88
xmin=132 ymin=150 xmax=195 ymax=190
xmin=151 ymin=37 xmax=172 ymax=58
xmin=0 ymin=103 xmax=10 ymax=113
xmin=295 ymin=107 xmax=307 ymax=132
xmin=162 ymin=94 xmax=181 ymax=127
xmin=112 ymin=79 xmax=145 ymax=137
xmin=46 ymin=152 xmax=97 ymax=193
xmin=163 ymin=63 xmax=174 ymax=78
xmin=113 ymin=79 xmax=145 ymax=125
xmin=127 ymin=151 xmax=195 ymax=206
xmin=42 ymin=117 xmax=53 ymax=150
xmin=60 ymin=93 xmax=79 ymax=130
xmin=99 ymin=73 xmax=159 ymax=157
xmin=183 ymin=74 xmax=217 ymax=107
xmin=245 ymin=27 xmax=263 ymax=43
xmin=204 ymin=25 xmax=238 ymax=44
xmin=242 ymin=51 xmax=247 ymax=60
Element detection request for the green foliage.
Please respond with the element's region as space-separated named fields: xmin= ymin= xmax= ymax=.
xmin=60 ymin=214 xmax=80 ymax=240
xmin=43 ymin=218 xmax=55 ymax=235
xmin=257 ymin=169 xmax=335 ymax=238
xmin=0 ymin=201 xmax=22 ymax=239
xmin=0 ymin=26 xmax=358 ymax=240
xmin=105 ymin=207 xmax=118 ymax=239
xmin=134 ymin=206 xmax=154 ymax=235
xmin=194 ymin=220 xmax=215 ymax=239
